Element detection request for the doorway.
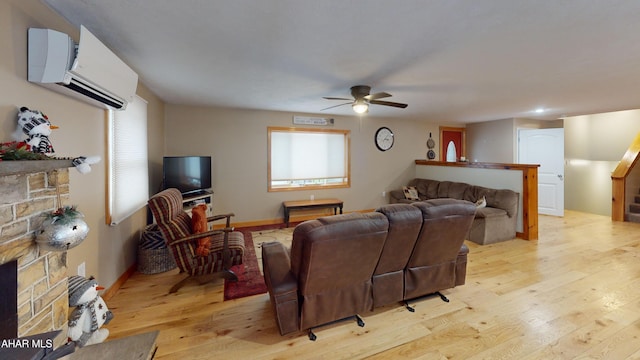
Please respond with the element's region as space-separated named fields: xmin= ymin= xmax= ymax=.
xmin=440 ymin=127 xmax=465 ymax=162
xmin=518 ymin=128 xmax=565 ymax=216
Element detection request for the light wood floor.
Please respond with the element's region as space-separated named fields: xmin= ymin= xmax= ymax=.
xmin=106 ymin=211 xmax=640 ymax=359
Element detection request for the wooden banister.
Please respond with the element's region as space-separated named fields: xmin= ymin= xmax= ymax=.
xmin=611 ymin=132 xmax=640 ymax=221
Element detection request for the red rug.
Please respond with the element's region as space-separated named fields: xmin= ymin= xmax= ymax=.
xmin=223 ymin=226 xmax=276 ymax=300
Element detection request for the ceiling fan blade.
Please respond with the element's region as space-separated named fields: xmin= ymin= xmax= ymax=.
xmin=320 ymin=102 xmax=352 ymax=111
xmin=323 ymin=96 xmax=352 ymax=101
xmin=364 ymin=92 xmax=392 ymax=101
xmin=369 ymin=100 xmax=408 ymax=108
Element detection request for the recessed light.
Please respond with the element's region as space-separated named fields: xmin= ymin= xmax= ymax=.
xmin=534 ymin=108 xmax=545 ymax=114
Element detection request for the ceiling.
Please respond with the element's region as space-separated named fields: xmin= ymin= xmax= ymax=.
xmin=43 ymin=0 xmax=640 ymax=123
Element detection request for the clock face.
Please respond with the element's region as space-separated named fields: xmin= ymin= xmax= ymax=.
xmin=427 ymin=137 xmax=435 ymax=149
xmin=375 ymin=127 xmax=394 ymax=151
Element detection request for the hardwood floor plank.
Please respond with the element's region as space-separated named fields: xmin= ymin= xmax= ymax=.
xmin=104 ymin=211 xmax=640 ymax=359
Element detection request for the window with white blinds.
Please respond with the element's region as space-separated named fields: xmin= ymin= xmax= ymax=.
xmin=107 ymin=95 xmax=149 ymax=225
xmin=268 ymin=127 xmax=350 ymax=191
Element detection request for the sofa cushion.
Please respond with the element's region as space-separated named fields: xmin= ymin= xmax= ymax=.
xmin=290 ymin=212 xmax=389 ymax=330
xmin=405 ymin=199 xmax=476 ymax=299
xmin=411 ymin=178 xmax=438 ymax=199
xmin=436 ymin=181 xmax=453 ymax=198
xmin=373 ymin=204 xmax=423 ymax=308
xmin=474 ymin=206 xmax=507 ymax=218
xmin=446 ymin=181 xmax=469 ymax=200
xmin=403 ymin=186 xmax=420 ymax=200
xmin=490 ymin=189 xmax=519 ymax=218
xmin=475 ymin=196 xmax=487 ymax=208
xmin=463 ymin=185 xmax=489 ymax=203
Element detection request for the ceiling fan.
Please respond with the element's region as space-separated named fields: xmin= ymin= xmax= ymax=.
xmin=322 ymin=85 xmax=408 ymax=114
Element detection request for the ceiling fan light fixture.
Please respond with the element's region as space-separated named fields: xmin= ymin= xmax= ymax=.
xmin=352 ymin=101 xmax=368 ymax=114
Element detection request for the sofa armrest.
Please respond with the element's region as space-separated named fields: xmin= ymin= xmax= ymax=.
xmin=389 ymin=190 xmax=406 ymax=203
xmin=455 ymin=243 xmax=469 ymax=286
xmin=262 ymin=241 xmax=299 ymax=335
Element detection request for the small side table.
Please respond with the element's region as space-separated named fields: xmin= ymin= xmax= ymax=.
xmin=282 ymin=198 xmax=343 ymax=227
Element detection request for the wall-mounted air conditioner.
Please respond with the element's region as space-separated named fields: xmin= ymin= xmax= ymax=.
xmin=28 ymin=25 xmax=138 ymax=110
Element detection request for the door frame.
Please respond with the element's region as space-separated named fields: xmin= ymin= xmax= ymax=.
xmin=439 ymin=126 xmax=466 ymax=162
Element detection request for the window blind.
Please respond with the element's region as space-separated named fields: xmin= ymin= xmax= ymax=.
xmin=107 ymin=95 xmax=149 ymax=225
xmin=268 ymin=127 xmax=350 ymax=191
xmin=271 ymin=131 xmax=346 ymax=180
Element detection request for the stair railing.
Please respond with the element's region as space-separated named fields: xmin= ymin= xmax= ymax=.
xmin=611 ymin=132 xmax=640 ymax=221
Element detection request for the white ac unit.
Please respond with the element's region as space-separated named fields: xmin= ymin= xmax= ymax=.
xmin=28 ymin=25 xmax=138 ymax=110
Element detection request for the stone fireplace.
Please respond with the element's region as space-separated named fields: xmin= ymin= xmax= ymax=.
xmin=0 ymin=161 xmax=73 ymax=347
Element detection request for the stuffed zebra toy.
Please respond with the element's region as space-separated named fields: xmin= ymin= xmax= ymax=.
xmin=13 ymin=106 xmax=58 ymax=154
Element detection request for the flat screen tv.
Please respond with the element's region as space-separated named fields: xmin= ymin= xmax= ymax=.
xmin=162 ymin=156 xmax=212 ymax=196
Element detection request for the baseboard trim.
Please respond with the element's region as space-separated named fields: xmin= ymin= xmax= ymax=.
xmin=102 ymin=263 xmax=136 ymax=301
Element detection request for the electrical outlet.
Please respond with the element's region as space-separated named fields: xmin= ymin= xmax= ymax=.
xmin=382 ymin=191 xmax=386 ymax=198
xmin=310 ymin=195 xmax=315 ymax=201
xmin=77 ymin=262 xmax=85 ymax=277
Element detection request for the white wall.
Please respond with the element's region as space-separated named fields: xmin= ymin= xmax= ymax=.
xmin=466 ymin=118 xmax=515 ymax=163
xmin=564 ymin=109 xmax=640 ymax=216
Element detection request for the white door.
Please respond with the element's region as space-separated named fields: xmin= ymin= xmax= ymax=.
xmin=518 ymin=128 xmax=564 ymax=216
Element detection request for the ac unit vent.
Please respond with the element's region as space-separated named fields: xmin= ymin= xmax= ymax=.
xmin=293 ymin=116 xmax=334 ymax=126
xmin=63 ymin=78 xmax=125 ymax=109
xmin=28 ymin=26 xmax=137 ymax=110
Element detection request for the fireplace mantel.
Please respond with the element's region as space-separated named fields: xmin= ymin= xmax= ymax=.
xmin=0 ymin=160 xmax=73 ymax=176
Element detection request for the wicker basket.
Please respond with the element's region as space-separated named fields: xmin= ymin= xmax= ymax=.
xmin=137 ymin=224 xmax=177 ymax=274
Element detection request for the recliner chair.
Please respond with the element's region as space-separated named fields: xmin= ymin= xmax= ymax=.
xmin=404 ymin=198 xmax=475 ymax=307
xmin=262 ymin=212 xmax=388 ymax=339
xmin=372 ymin=204 xmax=423 ymax=308
xmin=147 ymin=188 xmax=245 ymax=293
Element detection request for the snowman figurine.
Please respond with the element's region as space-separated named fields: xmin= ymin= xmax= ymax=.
xmin=67 ymin=275 xmax=114 ymax=347
xmin=12 ymin=106 xmax=58 ymax=154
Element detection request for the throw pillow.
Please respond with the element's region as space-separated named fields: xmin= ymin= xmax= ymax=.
xmin=475 ymin=196 xmax=487 ymax=208
xmin=403 ymin=186 xmax=420 ymax=201
xmin=191 ymin=204 xmax=211 ymax=256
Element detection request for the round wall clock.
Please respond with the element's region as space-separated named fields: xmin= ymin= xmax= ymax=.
xmin=375 ymin=127 xmax=394 ymax=151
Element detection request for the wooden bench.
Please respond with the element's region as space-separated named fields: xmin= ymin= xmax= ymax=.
xmin=282 ymin=198 xmax=343 ymax=227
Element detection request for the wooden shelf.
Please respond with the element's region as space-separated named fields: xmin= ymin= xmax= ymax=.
xmin=415 ymin=160 xmax=539 ymax=171
xmin=0 ymin=160 xmax=74 ymax=176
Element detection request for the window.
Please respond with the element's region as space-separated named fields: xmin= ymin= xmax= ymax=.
xmin=268 ymin=127 xmax=350 ymax=191
xmin=106 ymin=95 xmax=149 ymax=225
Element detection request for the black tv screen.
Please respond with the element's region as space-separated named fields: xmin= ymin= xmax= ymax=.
xmin=162 ymin=156 xmax=212 ymax=195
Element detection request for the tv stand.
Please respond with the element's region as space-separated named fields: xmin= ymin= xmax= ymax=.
xmin=182 ymin=190 xmax=213 ymax=218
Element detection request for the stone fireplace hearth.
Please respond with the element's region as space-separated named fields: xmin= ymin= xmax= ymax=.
xmin=0 ymin=161 xmax=73 ymax=347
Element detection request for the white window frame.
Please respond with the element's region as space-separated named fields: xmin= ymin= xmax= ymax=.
xmin=268 ymin=126 xmax=350 ymax=192
xmin=106 ymin=95 xmax=149 ymax=225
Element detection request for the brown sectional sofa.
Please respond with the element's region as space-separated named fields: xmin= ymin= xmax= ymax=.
xmin=261 ymin=199 xmax=476 ymax=339
xmin=390 ymin=178 xmax=519 ymax=245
